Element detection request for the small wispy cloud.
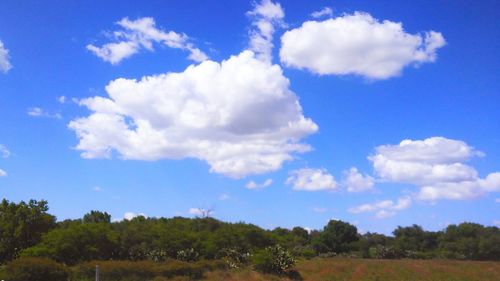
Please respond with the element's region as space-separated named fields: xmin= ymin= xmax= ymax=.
xmin=0 ymin=144 xmax=10 ymax=158
xmin=58 ymin=96 xmax=67 ymax=104
xmin=0 ymin=40 xmax=12 ymax=73
xmin=87 ymin=17 xmax=208 ymax=64
xmin=312 ymin=207 xmax=327 ymax=213
xmin=246 ymin=178 xmax=273 ymax=190
xmin=219 ymin=193 xmax=230 ymax=201
xmin=189 ymin=207 xmax=214 ymax=217
xmin=310 ymin=7 xmax=333 ymax=18
xmin=27 ymin=107 xmax=62 ymax=119
xmin=348 ymin=196 xmax=412 ymax=219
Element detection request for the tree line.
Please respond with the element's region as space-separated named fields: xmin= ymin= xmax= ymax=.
xmin=1 ymin=198 xmax=499 ymax=267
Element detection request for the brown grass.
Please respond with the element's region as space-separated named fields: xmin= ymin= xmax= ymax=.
xmin=203 ymin=258 xmax=500 ymax=281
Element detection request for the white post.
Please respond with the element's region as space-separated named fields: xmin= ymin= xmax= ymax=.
xmin=96 ymin=265 xmax=100 ymax=281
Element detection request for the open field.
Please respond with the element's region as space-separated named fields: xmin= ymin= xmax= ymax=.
xmin=205 ymin=258 xmax=500 ymax=281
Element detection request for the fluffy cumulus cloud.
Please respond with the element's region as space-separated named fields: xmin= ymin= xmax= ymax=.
xmin=0 ymin=40 xmax=12 ymax=73
xmin=246 ymin=178 xmax=273 ymax=189
xmin=348 ymin=196 xmax=412 ymax=219
xmin=70 ymin=50 xmax=317 ymax=178
xmin=87 ymin=17 xmax=208 ymax=64
xmin=280 ymin=12 xmax=446 ymax=79
xmin=310 ymin=7 xmax=333 ymax=18
xmin=0 ymin=169 xmax=6 ymax=177
xmin=247 ymin=0 xmax=285 ymax=62
xmin=342 ymin=167 xmax=375 ymax=192
xmin=369 ymin=137 xmax=500 ymax=200
xmin=286 ymin=168 xmax=337 ymax=191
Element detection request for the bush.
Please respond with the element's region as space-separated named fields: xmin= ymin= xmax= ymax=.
xmin=218 ymin=248 xmax=251 ymax=268
xmin=176 ymin=248 xmax=199 ymax=262
xmin=4 ymin=257 xmax=69 ymax=281
xmin=252 ymin=244 xmax=295 ymax=275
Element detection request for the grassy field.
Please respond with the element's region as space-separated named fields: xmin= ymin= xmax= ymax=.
xmin=204 ymin=258 xmax=500 ymax=281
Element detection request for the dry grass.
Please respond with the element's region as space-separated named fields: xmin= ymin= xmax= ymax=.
xmin=203 ymin=258 xmax=500 ymax=281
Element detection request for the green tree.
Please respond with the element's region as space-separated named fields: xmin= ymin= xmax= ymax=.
xmin=393 ymin=224 xmax=439 ymax=253
xmin=314 ymin=220 xmax=359 ymax=253
xmin=0 ymin=199 xmax=56 ymax=263
xmin=83 ymin=210 xmax=111 ymax=223
xmin=22 ymin=222 xmax=119 ymax=265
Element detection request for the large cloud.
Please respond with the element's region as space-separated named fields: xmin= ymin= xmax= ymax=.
xmin=87 ymin=17 xmax=208 ymax=64
xmin=69 ymin=50 xmax=317 ymax=178
xmin=280 ymin=12 xmax=445 ymax=79
xmin=0 ymin=40 xmax=12 ymax=73
xmin=369 ymin=137 xmax=500 ymax=200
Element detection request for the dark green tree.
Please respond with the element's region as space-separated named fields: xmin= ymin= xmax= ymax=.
xmin=314 ymin=220 xmax=359 ymax=253
xmin=0 ymin=199 xmax=56 ymax=263
xmin=83 ymin=210 xmax=111 ymax=224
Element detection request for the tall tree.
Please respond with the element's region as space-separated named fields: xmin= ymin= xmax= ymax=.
xmin=0 ymin=199 xmax=56 ymax=263
xmin=314 ymin=220 xmax=359 ymax=253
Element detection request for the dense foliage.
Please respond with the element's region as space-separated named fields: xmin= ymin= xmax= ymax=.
xmin=0 ymin=198 xmax=499 ymax=279
xmin=0 ymin=199 xmax=56 ymax=261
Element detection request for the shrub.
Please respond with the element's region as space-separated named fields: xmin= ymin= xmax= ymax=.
xmin=372 ymin=245 xmax=404 ymax=259
xmin=4 ymin=257 xmax=69 ymax=281
xmin=252 ymin=244 xmax=295 ymax=275
xmin=176 ymin=248 xmax=199 ymax=262
xmin=218 ymin=248 xmax=251 ymax=268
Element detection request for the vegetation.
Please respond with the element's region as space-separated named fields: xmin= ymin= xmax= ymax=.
xmin=0 ymin=198 xmax=499 ymax=280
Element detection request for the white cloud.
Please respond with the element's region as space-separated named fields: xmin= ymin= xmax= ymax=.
xmin=188 ymin=208 xmax=213 ymax=217
xmin=93 ymin=186 xmax=101 ymax=192
xmin=348 ymin=196 xmax=412 ymax=219
xmin=246 ymin=178 xmax=273 ymax=189
xmin=311 ymin=7 xmax=333 ymax=18
xmin=0 ymin=145 xmax=10 ymax=158
xmin=69 ymin=50 xmax=317 ymax=178
xmin=286 ymin=168 xmax=337 ymax=191
xmin=27 ymin=107 xmax=62 ymax=119
xmin=0 ymin=169 xmax=6 ymax=177
xmin=312 ymin=207 xmax=327 ymax=213
xmin=123 ymin=212 xmax=147 ymax=221
xmin=280 ymin=12 xmax=446 ymax=79
xmin=493 ymin=220 xmax=500 ymax=227
xmin=58 ymin=96 xmax=67 ymax=104
xmin=0 ymin=40 xmax=12 ymax=73
xmin=369 ymin=137 xmax=500 ymax=200
xmin=247 ymin=0 xmax=285 ymax=63
xmin=219 ymin=193 xmax=230 ymax=200
xmin=87 ymin=17 xmax=208 ymax=64
xmin=342 ymin=167 xmax=374 ymax=192
xmin=496 ymin=198 xmax=500 ymax=203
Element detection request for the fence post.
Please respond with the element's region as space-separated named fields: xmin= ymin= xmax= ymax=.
xmin=96 ymin=264 xmax=100 ymax=281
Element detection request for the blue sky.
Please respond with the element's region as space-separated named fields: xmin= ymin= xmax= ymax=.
xmin=0 ymin=0 xmax=499 ymax=234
